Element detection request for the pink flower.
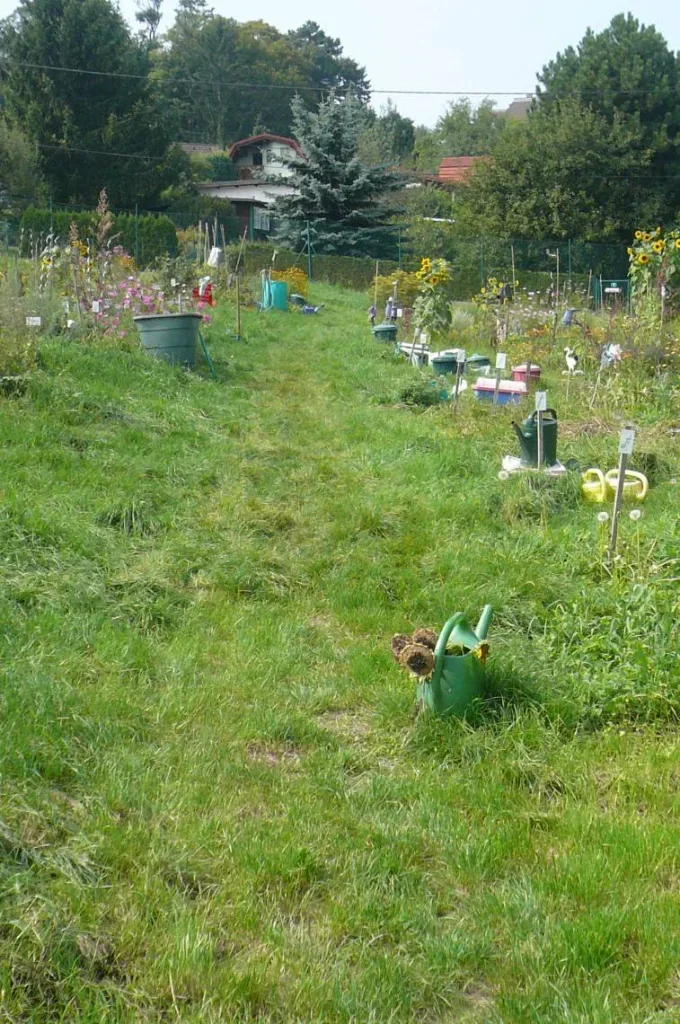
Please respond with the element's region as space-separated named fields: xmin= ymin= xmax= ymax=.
xmin=203 ymin=314 xmax=212 ymax=324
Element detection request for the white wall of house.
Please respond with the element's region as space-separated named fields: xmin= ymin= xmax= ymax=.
xmin=231 ymin=140 xmax=297 ymax=179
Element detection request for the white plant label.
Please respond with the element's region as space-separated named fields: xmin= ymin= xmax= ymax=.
xmin=91 ymin=300 xmax=100 ymax=313
xmin=62 ymin=300 xmax=69 ymax=313
xmin=496 ymin=352 xmax=507 ymax=370
xmin=457 ymin=349 xmax=466 ymax=364
xmin=25 ymin=316 xmax=41 ymax=327
xmin=535 ymin=391 xmax=547 ymax=412
xmin=171 ymin=278 xmax=177 ymax=288
xmin=619 ymin=428 xmax=635 ymax=456
xmin=396 ymin=308 xmax=403 ymax=318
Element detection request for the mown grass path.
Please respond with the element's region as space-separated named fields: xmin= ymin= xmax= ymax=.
xmin=0 ymin=287 xmax=678 ymax=1022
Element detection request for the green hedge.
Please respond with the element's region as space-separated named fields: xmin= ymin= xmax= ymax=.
xmin=20 ymin=207 xmax=178 ymax=266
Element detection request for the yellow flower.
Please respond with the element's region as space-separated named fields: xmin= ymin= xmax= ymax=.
xmin=653 ymin=240 xmax=665 ymax=254
xmin=638 ymin=254 xmax=650 ymax=265
xmin=675 ymin=239 xmax=680 ymax=250
xmin=643 ymin=233 xmax=653 ymax=242
xmin=634 ymin=230 xmax=643 ymax=240
xmin=627 ymin=247 xmax=633 ymax=256
xmin=480 ymin=287 xmax=486 ymax=294
xmin=656 ymin=226 xmax=662 ymax=235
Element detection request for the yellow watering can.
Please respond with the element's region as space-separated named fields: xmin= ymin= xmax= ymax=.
xmin=604 ymin=468 xmax=648 ymax=501
xmin=581 ymin=468 xmax=607 ymax=502
xmin=581 ymin=467 xmax=648 ymax=503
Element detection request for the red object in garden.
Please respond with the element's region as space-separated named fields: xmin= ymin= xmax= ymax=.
xmin=512 ymin=364 xmax=541 ymax=382
xmin=192 ymin=282 xmax=214 ymax=306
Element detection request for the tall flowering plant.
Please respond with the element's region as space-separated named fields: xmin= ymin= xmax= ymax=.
xmin=412 ymin=257 xmax=452 ymax=340
xmin=628 ymin=227 xmax=680 ymax=314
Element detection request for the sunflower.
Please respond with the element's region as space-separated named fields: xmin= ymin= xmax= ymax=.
xmin=627 ymin=247 xmax=634 ymax=256
xmin=643 ymin=233 xmax=653 ymax=242
xmin=635 ymin=230 xmax=643 ymax=240
xmin=638 ymin=254 xmax=650 ymax=265
xmin=675 ymin=239 xmax=680 ymax=250
xmin=653 ymin=240 xmax=665 ymax=254
xmin=480 ymin=287 xmax=486 ymax=294
xmin=656 ymin=226 xmax=662 ymax=235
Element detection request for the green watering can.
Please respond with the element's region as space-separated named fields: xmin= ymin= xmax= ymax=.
xmin=418 ymin=606 xmax=493 ymax=717
xmin=511 ymin=409 xmax=558 ymax=468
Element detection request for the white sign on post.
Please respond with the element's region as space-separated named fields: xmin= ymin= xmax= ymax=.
xmin=457 ymin=349 xmax=466 ymax=364
xmin=25 ymin=316 xmax=41 ymax=327
xmin=535 ymin=390 xmax=547 ymax=412
xmin=496 ymin=352 xmax=507 ymax=370
xmin=62 ymin=300 xmax=70 ymax=314
xmin=91 ymin=300 xmax=100 ymax=314
xmin=619 ymin=428 xmax=635 ymax=455
xmin=396 ymin=308 xmax=403 ymax=319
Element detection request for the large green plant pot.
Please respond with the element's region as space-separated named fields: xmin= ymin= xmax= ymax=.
xmin=134 ymin=313 xmax=202 ymax=367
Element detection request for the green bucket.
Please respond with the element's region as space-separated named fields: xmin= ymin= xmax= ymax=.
xmin=373 ymin=322 xmax=398 ymax=342
xmin=134 ymin=313 xmax=202 ymax=367
xmin=271 ymin=281 xmax=289 ymax=311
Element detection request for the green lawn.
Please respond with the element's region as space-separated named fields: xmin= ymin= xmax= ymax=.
xmin=1 ymin=286 xmax=679 ymax=1023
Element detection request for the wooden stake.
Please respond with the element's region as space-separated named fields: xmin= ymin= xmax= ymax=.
xmin=236 ymin=275 xmax=241 ymax=339
xmin=493 ymin=352 xmax=506 ymax=408
xmin=373 ymin=260 xmax=379 ymax=311
xmin=452 ymin=350 xmax=465 ymax=416
xmin=510 ymin=244 xmax=517 ymax=295
xmin=535 ymin=390 xmax=547 ymax=469
xmin=609 ymin=428 xmax=635 ymax=559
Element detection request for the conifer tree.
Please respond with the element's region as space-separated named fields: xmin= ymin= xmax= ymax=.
xmin=275 ymin=92 xmax=400 ymax=258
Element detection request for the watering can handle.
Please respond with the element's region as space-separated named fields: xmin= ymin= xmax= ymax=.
xmin=431 ymin=614 xmax=465 ymax=689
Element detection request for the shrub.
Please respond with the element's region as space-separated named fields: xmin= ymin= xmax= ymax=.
xmin=272 ymin=267 xmax=308 ymax=297
xmin=371 ymin=269 xmax=420 ymax=309
xmin=20 ymin=207 xmax=178 ymax=266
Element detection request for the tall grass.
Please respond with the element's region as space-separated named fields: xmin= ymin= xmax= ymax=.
xmin=0 ymin=286 xmax=678 ymax=1022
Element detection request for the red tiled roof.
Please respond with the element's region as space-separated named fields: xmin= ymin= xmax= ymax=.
xmin=228 ymin=133 xmax=305 ymax=161
xmin=437 ymin=156 xmax=485 ymax=185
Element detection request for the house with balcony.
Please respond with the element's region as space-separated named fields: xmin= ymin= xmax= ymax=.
xmin=197 ymin=133 xmax=305 ymax=240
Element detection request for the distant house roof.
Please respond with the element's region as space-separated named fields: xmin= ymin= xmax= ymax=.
xmin=228 ymin=133 xmax=305 ymax=161
xmin=504 ymin=97 xmax=532 ymax=120
xmin=437 ymin=156 xmax=485 ymax=185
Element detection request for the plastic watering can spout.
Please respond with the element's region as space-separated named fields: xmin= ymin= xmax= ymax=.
xmin=510 ymin=421 xmax=525 ymax=448
xmin=475 ymin=605 xmax=493 ymax=641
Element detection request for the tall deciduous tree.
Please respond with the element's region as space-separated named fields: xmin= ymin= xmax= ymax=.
xmin=287 ymin=21 xmax=370 ymax=103
xmin=0 ymin=0 xmax=185 ymax=207
xmin=358 ymin=100 xmax=415 ymax=167
xmin=536 ymin=14 xmax=680 ymax=222
xmin=0 ymin=117 xmax=45 ymax=212
xmin=457 ymin=99 xmax=653 ymax=242
xmin=275 ymin=92 xmax=401 ymax=258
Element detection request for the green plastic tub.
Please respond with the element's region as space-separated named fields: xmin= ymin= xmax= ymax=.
xmin=271 ymin=281 xmax=289 ymax=311
xmin=373 ymin=322 xmax=398 ymax=342
xmin=134 ymin=313 xmax=202 ymax=367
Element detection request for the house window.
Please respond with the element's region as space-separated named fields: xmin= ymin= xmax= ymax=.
xmin=253 ymin=208 xmax=271 ymax=232
xmin=252 ymin=150 xmax=263 ymax=167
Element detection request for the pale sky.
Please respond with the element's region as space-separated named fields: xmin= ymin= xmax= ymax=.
xmin=2 ymin=0 xmax=680 ymax=126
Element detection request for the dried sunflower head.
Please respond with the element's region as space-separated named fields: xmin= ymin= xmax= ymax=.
xmin=391 ymin=634 xmax=412 ymax=662
xmin=398 ymin=643 xmax=435 ymax=678
xmin=411 ymin=628 xmax=438 ymax=650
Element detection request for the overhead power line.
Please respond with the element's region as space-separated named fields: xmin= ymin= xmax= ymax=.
xmin=2 ymin=58 xmax=534 ymax=96
xmin=2 ymin=59 xmax=665 ymax=99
